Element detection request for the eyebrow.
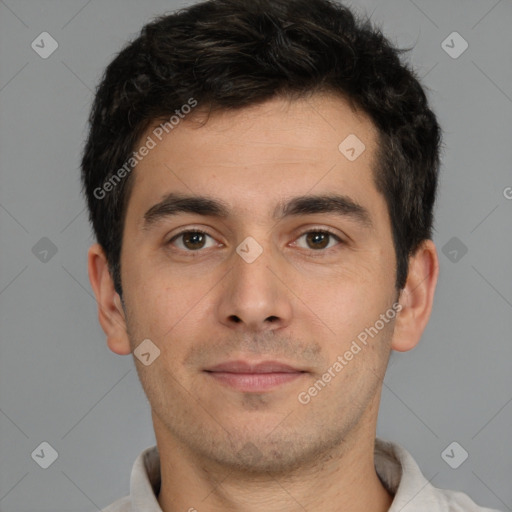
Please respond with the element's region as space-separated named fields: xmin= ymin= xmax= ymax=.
xmin=143 ymin=192 xmax=373 ymax=230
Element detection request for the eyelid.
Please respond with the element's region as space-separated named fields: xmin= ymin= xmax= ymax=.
xmin=167 ymin=227 xmax=218 ymax=246
xmin=293 ymin=225 xmax=345 ymax=240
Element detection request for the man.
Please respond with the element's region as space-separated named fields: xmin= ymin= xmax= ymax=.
xmin=82 ymin=0 xmax=500 ymax=510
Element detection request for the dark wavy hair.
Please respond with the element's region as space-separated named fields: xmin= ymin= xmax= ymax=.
xmin=81 ymin=0 xmax=441 ymax=297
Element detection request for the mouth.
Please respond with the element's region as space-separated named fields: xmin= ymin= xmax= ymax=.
xmin=203 ymin=360 xmax=307 ymax=392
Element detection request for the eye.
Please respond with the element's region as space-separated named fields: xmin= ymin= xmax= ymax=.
xmin=167 ymin=228 xmax=344 ymax=254
xmin=293 ymin=229 xmax=343 ymax=251
xmin=167 ymin=230 xmax=217 ymax=251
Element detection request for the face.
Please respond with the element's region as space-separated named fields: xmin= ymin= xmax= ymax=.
xmin=118 ymin=93 xmax=399 ymax=473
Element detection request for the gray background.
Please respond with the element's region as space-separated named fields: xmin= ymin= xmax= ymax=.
xmin=0 ymin=0 xmax=511 ymax=510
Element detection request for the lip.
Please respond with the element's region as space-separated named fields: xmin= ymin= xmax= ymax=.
xmin=205 ymin=360 xmax=302 ymax=373
xmin=204 ymin=360 xmax=306 ymax=392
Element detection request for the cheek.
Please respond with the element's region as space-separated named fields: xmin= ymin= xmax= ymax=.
xmin=308 ymin=269 xmax=380 ymax=326
xmin=124 ymin=265 xmax=215 ymax=363
xmin=122 ymin=264 xmax=175 ymax=341
xmin=304 ymin=270 xmax=396 ymax=362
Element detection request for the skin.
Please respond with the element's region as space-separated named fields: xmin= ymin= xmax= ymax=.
xmin=88 ymin=93 xmax=439 ymax=512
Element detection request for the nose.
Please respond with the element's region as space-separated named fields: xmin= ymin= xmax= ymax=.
xmin=215 ymin=239 xmax=293 ymax=333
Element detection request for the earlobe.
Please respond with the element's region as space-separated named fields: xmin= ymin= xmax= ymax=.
xmin=87 ymin=243 xmax=132 ymax=355
xmin=391 ymin=239 xmax=439 ymax=352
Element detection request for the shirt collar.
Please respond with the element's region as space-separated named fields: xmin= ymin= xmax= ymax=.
xmin=374 ymin=438 xmax=442 ymax=511
xmin=130 ymin=443 xmax=162 ymax=511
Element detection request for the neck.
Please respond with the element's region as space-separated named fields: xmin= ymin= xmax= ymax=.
xmin=155 ymin=408 xmax=393 ymax=512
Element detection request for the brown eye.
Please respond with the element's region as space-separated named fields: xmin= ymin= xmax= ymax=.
xmin=295 ymin=230 xmax=342 ymax=251
xmin=168 ymin=230 xmax=215 ymax=251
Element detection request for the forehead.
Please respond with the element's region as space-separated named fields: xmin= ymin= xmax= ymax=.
xmin=125 ymin=93 xmax=385 ymax=227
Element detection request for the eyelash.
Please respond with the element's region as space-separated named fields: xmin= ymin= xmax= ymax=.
xmin=167 ymin=228 xmax=344 ymax=255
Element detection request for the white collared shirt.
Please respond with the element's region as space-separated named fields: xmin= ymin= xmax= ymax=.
xmin=100 ymin=438 xmax=501 ymax=511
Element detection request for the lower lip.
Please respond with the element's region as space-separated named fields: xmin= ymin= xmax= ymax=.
xmin=205 ymin=371 xmax=304 ymax=392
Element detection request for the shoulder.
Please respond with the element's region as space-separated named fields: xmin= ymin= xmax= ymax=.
xmin=99 ymin=495 xmax=131 ymax=512
xmin=375 ymin=438 xmax=502 ymax=512
xmin=431 ymin=487 xmax=503 ymax=512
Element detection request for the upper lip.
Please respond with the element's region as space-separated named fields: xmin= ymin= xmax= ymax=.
xmin=205 ymin=360 xmax=304 ymax=373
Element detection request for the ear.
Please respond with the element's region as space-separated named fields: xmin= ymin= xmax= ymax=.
xmin=391 ymin=239 xmax=439 ymax=352
xmin=87 ymin=243 xmax=132 ymax=355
